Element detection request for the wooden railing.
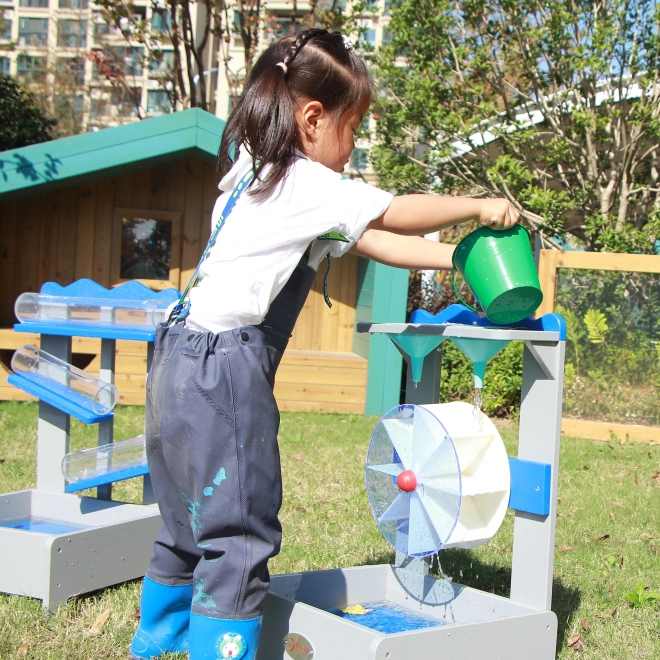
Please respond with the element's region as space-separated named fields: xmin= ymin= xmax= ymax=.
xmin=537 ymin=249 xmax=660 ymax=443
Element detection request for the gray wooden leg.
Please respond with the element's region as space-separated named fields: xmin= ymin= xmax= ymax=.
xmin=97 ymin=338 xmax=116 ymax=500
xmin=36 ymin=335 xmax=72 ymax=494
xmin=510 ymin=340 xmax=565 ymax=610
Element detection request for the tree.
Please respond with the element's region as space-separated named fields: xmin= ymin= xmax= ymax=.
xmin=91 ymin=0 xmax=269 ymax=114
xmin=0 ymin=75 xmax=57 ymax=151
xmin=91 ymin=0 xmax=362 ymax=117
xmin=371 ymin=0 xmax=660 ymax=252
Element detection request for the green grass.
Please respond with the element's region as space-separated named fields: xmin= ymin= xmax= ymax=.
xmin=0 ymin=402 xmax=658 ymax=658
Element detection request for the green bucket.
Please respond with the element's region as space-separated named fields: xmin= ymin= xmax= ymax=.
xmin=452 ymin=225 xmax=543 ymax=324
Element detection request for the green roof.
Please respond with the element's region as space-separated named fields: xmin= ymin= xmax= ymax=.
xmin=0 ymin=108 xmax=225 ymax=199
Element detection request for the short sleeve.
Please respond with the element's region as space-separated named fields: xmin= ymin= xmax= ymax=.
xmin=326 ymin=177 xmax=394 ymax=257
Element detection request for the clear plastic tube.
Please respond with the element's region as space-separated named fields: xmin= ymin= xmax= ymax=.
xmin=12 ymin=345 xmax=118 ymax=414
xmin=62 ymin=434 xmax=146 ymax=484
xmin=15 ymin=293 xmax=171 ymax=327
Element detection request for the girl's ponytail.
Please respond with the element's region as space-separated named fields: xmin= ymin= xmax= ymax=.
xmin=218 ymin=29 xmax=372 ymax=200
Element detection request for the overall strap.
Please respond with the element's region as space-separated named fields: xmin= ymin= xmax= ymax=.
xmin=168 ymin=169 xmax=254 ymax=324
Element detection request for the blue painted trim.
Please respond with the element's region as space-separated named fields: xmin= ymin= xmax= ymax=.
xmin=65 ymin=463 xmax=149 ymax=492
xmin=410 ymin=305 xmax=566 ymax=340
xmin=0 ymin=108 xmax=225 ymax=197
xmin=508 ymin=457 xmax=552 ymax=516
xmin=14 ymin=322 xmax=158 ymax=341
xmin=40 ymin=278 xmax=180 ymax=301
xmin=8 ymin=373 xmax=114 ymax=425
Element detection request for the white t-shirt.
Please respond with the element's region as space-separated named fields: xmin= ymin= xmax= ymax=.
xmin=186 ymin=148 xmax=393 ymax=333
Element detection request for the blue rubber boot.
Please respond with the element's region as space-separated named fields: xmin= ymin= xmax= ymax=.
xmin=130 ymin=576 xmax=193 ymax=659
xmin=189 ymin=613 xmax=262 ymax=659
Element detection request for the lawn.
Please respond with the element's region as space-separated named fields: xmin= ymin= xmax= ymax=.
xmin=0 ymin=401 xmax=658 ymax=659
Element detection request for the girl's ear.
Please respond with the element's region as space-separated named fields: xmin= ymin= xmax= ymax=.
xmin=299 ymin=100 xmax=326 ymax=136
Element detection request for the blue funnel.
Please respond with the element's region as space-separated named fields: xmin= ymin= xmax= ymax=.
xmin=450 ymin=337 xmax=510 ymax=389
xmin=387 ymin=334 xmax=446 ymax=383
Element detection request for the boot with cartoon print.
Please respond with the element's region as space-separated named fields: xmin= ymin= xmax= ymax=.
xmin=188 ymin=613 xmax=262 ymax=659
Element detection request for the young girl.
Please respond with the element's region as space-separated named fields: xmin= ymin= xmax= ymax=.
xmin=131 ymin=28 xmax=519 ymax=660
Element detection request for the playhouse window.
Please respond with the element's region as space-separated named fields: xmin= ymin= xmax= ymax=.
xmin=120 ymin=216 xmax=173 ymax=281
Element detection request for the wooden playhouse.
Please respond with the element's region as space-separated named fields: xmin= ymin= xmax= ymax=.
xmin=0 ymin=109 xmax=407 ymax=415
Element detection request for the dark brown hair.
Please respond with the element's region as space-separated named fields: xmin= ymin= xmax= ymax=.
xmin=218 ymin=29 xmax=372 ymax=199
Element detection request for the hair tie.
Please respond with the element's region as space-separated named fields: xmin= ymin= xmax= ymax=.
xmin=341 ymin=34 xmax=354 ymax=51
xmin=275 ymin=61 xmax=288 ymax=74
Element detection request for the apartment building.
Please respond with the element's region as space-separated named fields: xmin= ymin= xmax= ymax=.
xmin=0 ymin=0 xmax=389 ymax=177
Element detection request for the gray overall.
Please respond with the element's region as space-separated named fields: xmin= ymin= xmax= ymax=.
xmin=144 ymin=256 xmax=317 ymax=620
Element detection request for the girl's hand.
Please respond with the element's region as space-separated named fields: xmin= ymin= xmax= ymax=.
xmin=478 ymin=199 xmax=520 ymax=230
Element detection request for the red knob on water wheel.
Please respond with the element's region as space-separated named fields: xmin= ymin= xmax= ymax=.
xmin=397 ymin=470 xmax=417 ymax=492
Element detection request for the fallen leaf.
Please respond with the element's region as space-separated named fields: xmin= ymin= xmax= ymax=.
xmin=294 ymin=453 xmax=303 ymax=461
xmin=295 ymin=506 xmax=306 ymax=512
xmin=558 ymin=544 xmax=574 ymax=553
xmin=610 ymin=512 xmax=616 ymax=521
xmin=650 ymin=541 xmax=657 ymax=554
xmin=567 ymin=634 xmax=585 ymax=650
xmin=593 ymin=534 xmax=610 ymax=542
xmin=0 ymin=458 xmax=5 ymax=464
xmin=581 ymin=465 xmax=589 ymax=470
xmin=17 ymin=646 xmax=28 ymax=658
xmin=133 ymin=608 xmax=140 ymax=618
xmin=612 ymin=501 xmax=622 ymax=507
xmin=652 ymin=471 xmax=660 ymax=485
xmin=85 ymin=608 xmax=111 ymax=637
xmin=342 ymin=604 xmax=366 ymax=615
xmin=581 ymin=618 xmax=591 ymax=632
xmin=316 ymin=499 xmax=330 ymax=506
xmin=648 ymin=451 xmax=652 ymax=458
xmin=634 ymin=475 xmax=639 ymax=486
xmin=595 ymin=608 xmax=617 ymax=619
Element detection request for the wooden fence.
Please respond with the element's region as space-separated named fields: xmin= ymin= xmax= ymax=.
xmin=537 ymin=249 xmax=660 ymax=443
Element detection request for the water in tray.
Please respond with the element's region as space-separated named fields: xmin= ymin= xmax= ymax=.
xmin=330 ymin=600 xmax=445 ymax=634
xmin=1 ymin=517 xmax=88 ymax=535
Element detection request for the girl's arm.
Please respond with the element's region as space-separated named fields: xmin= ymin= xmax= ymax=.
xmin=369 ymin=195 xmax=519 ymax=235
xmin=350 ymin=229 xmax=456 ymax=269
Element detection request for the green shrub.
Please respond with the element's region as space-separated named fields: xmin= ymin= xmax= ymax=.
xmin=441 ymin=341 xmax=523 ymax=417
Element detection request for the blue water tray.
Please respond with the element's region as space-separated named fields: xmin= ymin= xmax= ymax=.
xmin=330 ymin=601 xmax=445 ymax=634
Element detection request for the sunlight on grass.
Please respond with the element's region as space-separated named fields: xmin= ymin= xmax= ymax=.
xmin=0 ymin=403 xmax=658 ymax=658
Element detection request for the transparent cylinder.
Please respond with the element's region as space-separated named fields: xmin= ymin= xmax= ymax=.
xmin=15 ymin=293 xmax=171 ymax=327
xmin=12 ymin=345 xmax=119 ymax=414
xmin=62 ymin=434 xmax=146 ymax=484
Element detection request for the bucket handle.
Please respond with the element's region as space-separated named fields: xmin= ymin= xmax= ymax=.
xmin=451 ymin=263 xmax=483 ymax=315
